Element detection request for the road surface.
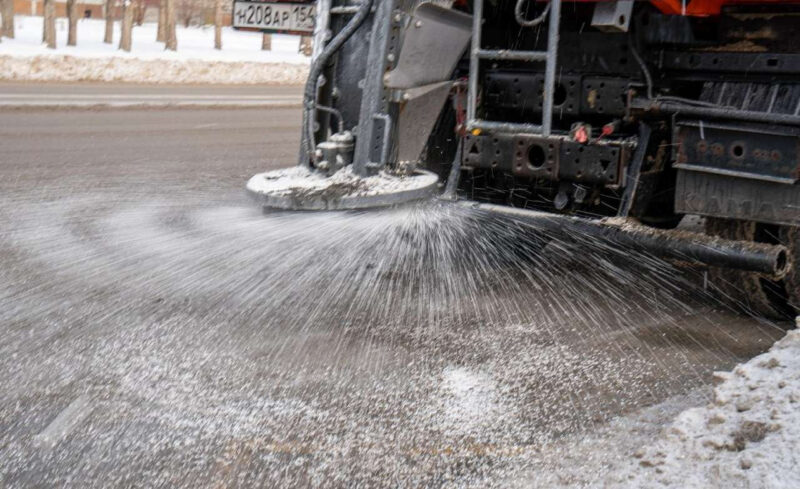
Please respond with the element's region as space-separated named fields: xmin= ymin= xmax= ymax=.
xmin=0 ymin=82 xmax=302 ymax=108
xmin=0 ymin=102 xmax=789 ymax=488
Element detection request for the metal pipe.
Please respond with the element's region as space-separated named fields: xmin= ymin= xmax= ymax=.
xmin=461 ymin=201 xmax=791 ymax=278
xmin=315 ymin=104 xmax=345 ymax=133
xmin=476 ymin=49 xmax=547 ymax=62
xmin=467 ymin=0 xmax=483 ymax=125
xmin=300 ymin=0 xmax=374 ymax=167
xmin=330 ymin=5 xmax=360 ymax=14
xmin=631 ymin=98 xmax=800 ymax=127
xmin=466 ymin=119 xmax=543 ymax=134
xmin=541 ymin=0 xmax=561 ymax=137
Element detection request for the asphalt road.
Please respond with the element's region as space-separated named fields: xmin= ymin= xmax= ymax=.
xmin=0 ymin=82 xmax=303 ymax=108
xmin=0 ymin=105 xmax=788 ymax=487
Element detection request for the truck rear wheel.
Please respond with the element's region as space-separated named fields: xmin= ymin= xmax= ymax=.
xmin=705 ymin=218 xmax=795 ymax=318
xmin=779 ymin=226 xmax=800 ymax=314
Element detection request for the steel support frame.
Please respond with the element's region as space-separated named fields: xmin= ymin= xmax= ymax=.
xmin=352 ymin=0 xmax=397 ymax=176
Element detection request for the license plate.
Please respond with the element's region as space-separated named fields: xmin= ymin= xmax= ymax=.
xmin=232 ymin=1 xmax=316 ymax=34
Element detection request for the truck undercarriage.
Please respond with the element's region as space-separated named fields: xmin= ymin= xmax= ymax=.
xmin=243 ymin=0 xmax=800 ymax=317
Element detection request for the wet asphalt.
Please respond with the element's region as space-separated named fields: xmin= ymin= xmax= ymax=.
xmin=0 ymin=106 xmax=788 ymax=488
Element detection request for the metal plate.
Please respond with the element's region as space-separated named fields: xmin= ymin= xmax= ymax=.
xmin=232 ymin=1 xmax=316 ymax=34
xmin=383 ymin=3 xmax=472 ymax=89
xmin=674 ymin=121 xmax=800 ymax=184
xmin=395 ymin=81 xmax=454 ymax=166
xmin=246 ymin=168 xmax=440 ymax=211
xmin=675 ymin=170 xmax=800 ymax=227
xmin=462 ymin=133 xmax=628 ymax=186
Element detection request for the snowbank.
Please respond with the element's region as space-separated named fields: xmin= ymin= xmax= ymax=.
xmin=607 ymin=318 xmax=800 ymax=488
xmin=0 ymin=16 xmax=309 ymax=84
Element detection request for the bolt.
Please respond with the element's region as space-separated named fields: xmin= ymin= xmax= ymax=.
xmin=387 ymin=53 xmax=396 ymax=63
xmin=554 ymin=190 xmax=569 ymax=210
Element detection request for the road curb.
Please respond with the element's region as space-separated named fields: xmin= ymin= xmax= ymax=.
xmin=0 ymin=102 xmax=304 ymax=111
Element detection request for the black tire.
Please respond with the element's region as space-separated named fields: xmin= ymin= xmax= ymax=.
xmin=779 ymin=225 xmax=800 ymax=314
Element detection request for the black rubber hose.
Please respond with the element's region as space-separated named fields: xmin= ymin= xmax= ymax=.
xmin=301 ymin=0 xmax=374 ymax=166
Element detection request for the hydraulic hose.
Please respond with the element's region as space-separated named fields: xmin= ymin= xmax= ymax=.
xmin=515 ymin=0 xmax=550 ymax=27
xmin=301 ymin=0 xmax=374 ymax=167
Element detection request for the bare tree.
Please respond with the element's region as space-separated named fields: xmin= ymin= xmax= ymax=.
xmin=2 ymin=0 xmax=15 ymax=39
xmin=104 ymin=0 xmax=114 ymax=44
xmin=177 ymin=0 xmax=190 ymax=27
xmin=134 ymin=0 xmax=145 ymax=25
xmin=165 ymin=0 xmax=177 ymax=50
xmin=261 ymin=33 xmax=271 ymax=51
xmin=213 ymin=0 xmax=222 ymax=50
xmin=42 ymin=0 xmax=56 ymax=48
xmin=67 ymin=0 xmax=78 ymax=46
xmin=157 ymin=0 xmax=166 ymax=42
xmin=119 ymin=0 xmax=132 ymax=51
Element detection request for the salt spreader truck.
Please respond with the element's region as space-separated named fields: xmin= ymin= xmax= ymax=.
xmin=234 ymin=0 xmax=799 ymax=318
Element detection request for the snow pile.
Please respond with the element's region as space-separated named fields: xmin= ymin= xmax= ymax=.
xmin=607 ymin=319 xmax=800 ymax=488
xmin=0 ymin=16 xmax=309 ymax=84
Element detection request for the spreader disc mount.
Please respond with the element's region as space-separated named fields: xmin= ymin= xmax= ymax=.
xmin=246 ymin=166 xmax=439 ymax=211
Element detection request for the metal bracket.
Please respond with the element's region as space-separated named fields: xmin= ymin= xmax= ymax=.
xmin=618 ymin=123 xmax=651 ymax=217
xmin=367 ymin=113 xmax=393 ymax=171
xmin=591 ymin=0 xmax=634 ymax=33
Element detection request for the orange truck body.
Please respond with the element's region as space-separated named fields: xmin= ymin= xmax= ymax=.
xmin=451 ymin=1 xmax=800 ymax=16
xmin=651 ymin=0 xmax=797 ymax=15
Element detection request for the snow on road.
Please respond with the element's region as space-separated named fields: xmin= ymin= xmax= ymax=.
xmin=607 ymin=319 xmax=800 ymax=488
xmin=0 ymin=16 xmax=310 ymax=84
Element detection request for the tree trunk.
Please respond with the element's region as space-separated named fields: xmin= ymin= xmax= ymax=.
xmin=261 ymin=33 xmax=271 ymax=51
xmin=104 ymin=0 xmax=114 ymax=44
xmin=119 ymin=0 xmax=132 ymax=51
xmin=299 ymin=35 xmax=312 ymax=56
xmin=42 ymin=0 xmax=55 ymax=48
xmin=66 ymin=0 xmax=78 ymax=46
xmin=156 ymin=1 xmax=165 ymax=42
xmin=2 ymin=0 xmax=15 ymax=39
xmin=134 ymin=0 xmax=144 ymax=25
xmin=164 ymin=0 xmax=176 ymax=51
xmin=213 ymin=0 xmax=222 ymax=50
